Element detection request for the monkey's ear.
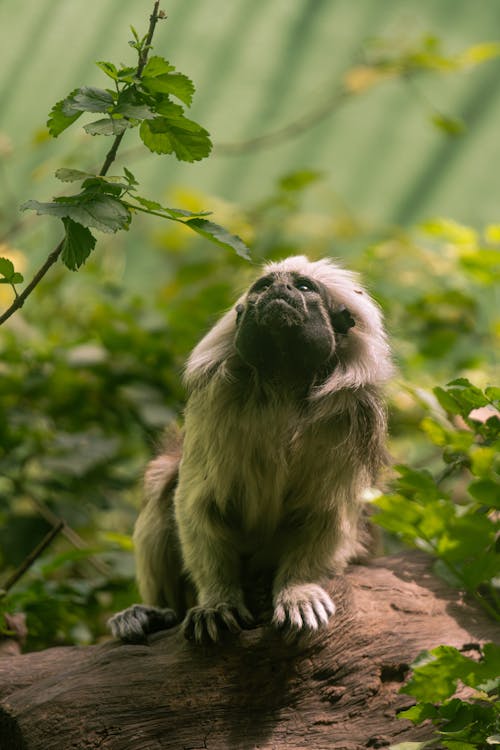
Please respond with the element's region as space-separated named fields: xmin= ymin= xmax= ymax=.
xmin=236 ymin=303 xmax=245 ymax=325
xmin=330 ymin=304 xmax=355 ymax=334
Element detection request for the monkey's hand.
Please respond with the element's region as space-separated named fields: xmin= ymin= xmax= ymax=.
xmin=272 ymin=584 xmax=335 ymax=636
xmin=182 ymin=602 xmax=254 ymax=644
xmin=108 ymin=604 xmax=177 ymax=643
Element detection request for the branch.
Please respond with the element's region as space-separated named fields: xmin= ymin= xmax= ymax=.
xmin=0 ymin=521 xmax=64 ymax=594
xmin=0 ymin=0 xmax=162 ymax=327
xmin=214 ymin=87 xmax=349 ymax=156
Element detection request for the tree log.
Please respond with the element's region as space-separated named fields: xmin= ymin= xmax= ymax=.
xmin=0 ymin=550 xmax=498 ymax=750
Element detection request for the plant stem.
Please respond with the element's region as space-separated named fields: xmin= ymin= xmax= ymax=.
xmin=0 ymin=0 xmax=162 ymax=327
xmin=1 ymin=521 xmax=65 ymax=594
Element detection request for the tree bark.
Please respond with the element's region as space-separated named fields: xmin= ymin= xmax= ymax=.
xmin=0 ymin=551 xmax=498 ymax=750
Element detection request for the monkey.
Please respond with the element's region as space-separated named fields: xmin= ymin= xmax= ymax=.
xmin=108 ymin=255 xmax=392 ymax=644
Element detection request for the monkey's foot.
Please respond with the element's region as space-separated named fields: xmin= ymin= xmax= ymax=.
xmin=108 ymin=604 xmax=177 ymax=643
xmin=272 ymin=584 xmax=335 ymax=637
xmin=183 ymin=602 xmax=254 ymax=644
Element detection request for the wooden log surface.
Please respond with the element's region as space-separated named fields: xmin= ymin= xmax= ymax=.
xmin=0 ymin=550 xmax=498 ymax=750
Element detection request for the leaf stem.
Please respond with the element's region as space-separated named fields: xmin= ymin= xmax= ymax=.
xmin=0 ymin=0 xmax=162 ymax=326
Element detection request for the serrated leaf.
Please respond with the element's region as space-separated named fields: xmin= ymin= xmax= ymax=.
xmin=141 ymin=55 xmax=176 ymax=78
xmin=55 ymin=168 xmax=95 ymax=183
xmin=123 ymin=167 xmax=138 ymax=187
xmin=184 ymin=218 xmax=250 ymax=259
xmin=133 ymin=195 xmax=211 ymax=219
xmin=0 ymin=258 xmax=23 ymax=285
xmin=133 ymin=195 xmax=164 ymax=212
xmin=96 ymin=61 xmax=119 ymax=80
xmin=0 ymin=257 xmax=15 ymax=278
xmin=47 ymin=89 xmax=83 ymax=137
xmin=139 ymin=117 xmax=212 ymax=162
xmin=142 ymin=72 xmax=195 ymax=106
xmin=21 ymin=196 xmax=131 ymax=234
xmin=61 ymin=218 xmax=96 ymax=270
xmin=84 ymin=118 xmax=132 ymax=136
xmin=62 ymin=87 xmax=115 ymax=116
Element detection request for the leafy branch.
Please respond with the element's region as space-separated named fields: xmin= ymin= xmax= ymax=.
xmin=391 ymin=643 xmax=500 ymax=750
xmin=374 ymin=378 xmax=500 ymax=622
xmin=0 ymin=1 xmax=249 ymax=326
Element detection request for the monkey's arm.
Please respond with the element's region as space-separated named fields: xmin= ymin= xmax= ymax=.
xmin=271 ymin=506 xmax=347 ymax=634
xmin=175 ymin=487 xmax=254 ymax=642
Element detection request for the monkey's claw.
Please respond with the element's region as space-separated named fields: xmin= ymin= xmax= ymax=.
xmin=108 ymin=604 xmax=177 ymax=642
xmin=272 ymin=584 xmax=335 ymax=637
xmin=182 ymin=602 xmax=254 ymax=643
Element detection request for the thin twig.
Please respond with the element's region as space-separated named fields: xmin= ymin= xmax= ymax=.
xmin=214 ymin=87 xmax=349 ymax=156
xmin=30 ymin=496 xmax=110 ymax=577
xmin=1 ymin=521 xmax=65 ymax=594
xmin=0 ymin=0 xmax=162 ymax=327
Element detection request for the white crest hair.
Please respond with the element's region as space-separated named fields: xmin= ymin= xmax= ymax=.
xmin=185 ymin=255 xmax=392 ymax=395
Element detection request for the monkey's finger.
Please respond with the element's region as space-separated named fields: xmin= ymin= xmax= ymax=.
xmin=272 ymin=603 xmax=287 ymax=628
xmin=315 ymin=590 xmax=336 ymax=618
xmin=235 ymin=604 xmax=255 ymax=628
xmin=217 ymin=606 xmax=242 ymax=634
xmin=205 ymin=613 xmax=220 ymax=643
xmin=298 ymin=601 xmax=320 ymax=630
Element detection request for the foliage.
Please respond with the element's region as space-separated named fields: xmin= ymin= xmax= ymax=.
xmin=390 ymin=643 xmax=500 ymax=750
xmin=374 ymin=379 xmax=500 ymax=621
xmin=0 ymin=3 xmax=248 ymax=323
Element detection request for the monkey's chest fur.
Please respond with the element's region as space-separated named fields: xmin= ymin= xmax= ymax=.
xmin=177 ymin=381 xmax=353 ymax=567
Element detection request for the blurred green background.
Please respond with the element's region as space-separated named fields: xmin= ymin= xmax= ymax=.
xmin=0 ymin=0 xmax=498 ymax=650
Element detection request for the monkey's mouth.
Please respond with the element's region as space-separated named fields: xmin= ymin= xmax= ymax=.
xmin=257 ymin=295 xmax=303 ymax=326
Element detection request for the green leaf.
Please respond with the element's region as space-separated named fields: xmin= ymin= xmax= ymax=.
xmin=184 ymin=218 xmax=250 ymax=259
xmin=139 ymin=117 xmax=212 ymax=162
xmin=485 ymin=386 xmax=500 ymax=403
xmin=123 ymin=167 xmax=138 ymax=187
xmin=142 ymin=72 xmax=195 ymax=106
xmin=55 ymin=168 xmax=95 ymax=183
xmin=0 ymin=257 xmax=15 ymax=279
xmin=468 ymin=478 xmax=500 ymax=507
xmin=133 ymin=195 xmax=211 ymax=219
xmin=21 ymin=196 xmax=131 ymax=234
xmin=398 ymin=703 xmax=438 ymax=723
xmin=279 ymin=169 xmax=324 ymax=192
xmin=62 ymin=87 xmax=115 ymax=115
xmin=61 ymin=218 xmax=97 ymax=270
xmin=432 ymin=114 xmax=466 ymax=136
xmin=0 ymin=257 xmax=24 ymax=285
xmin=141 ymin=55 xmax=176 ymax=78
xmin=47 ymin=89 xmax=83 ymax=137
xmin=83 ymin=118 xmax=132 ymax=136
xmin=95 ymin=61 xmax=119 ymax=80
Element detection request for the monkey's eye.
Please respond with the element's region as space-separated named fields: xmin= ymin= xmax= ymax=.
xmin=295 ymin=279 xmax=314 ymax=292
xmin=250 ymin=276 xmax=273 ymax=293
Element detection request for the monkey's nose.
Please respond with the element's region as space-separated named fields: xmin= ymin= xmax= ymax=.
xmin=273 ymin=281 xmax=294 ymax=295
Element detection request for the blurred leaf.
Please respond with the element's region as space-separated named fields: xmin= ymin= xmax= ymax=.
xmin=279 ymin=169 xmax=323 ymax=192
xmin=185 ymin=218 xmax=250 ymax=259
xmin=468 ymin=478 xmax=500 ymax=507
xmin=432 ymin=114 xmax=465 ymax=136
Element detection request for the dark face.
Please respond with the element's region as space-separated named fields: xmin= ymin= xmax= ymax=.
xmin=234 ymin=270 xmax=355 ymax=382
